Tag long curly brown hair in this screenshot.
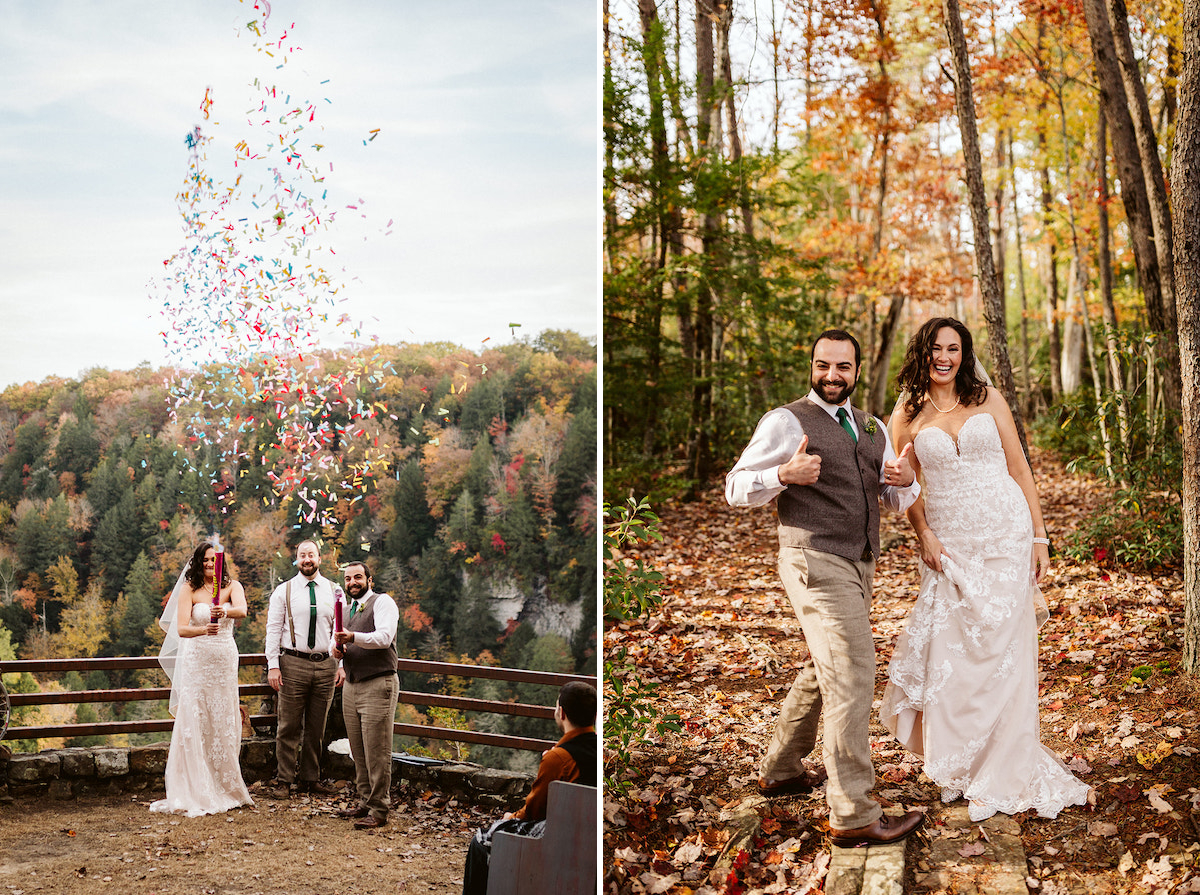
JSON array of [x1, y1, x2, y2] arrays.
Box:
[[184, 542, 233, 592], [897, 317, 989, 421]]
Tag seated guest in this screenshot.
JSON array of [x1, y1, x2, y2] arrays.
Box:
[[462, 681, 597, 895]]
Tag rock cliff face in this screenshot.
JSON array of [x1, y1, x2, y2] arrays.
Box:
[[474, 574, 584, 640]]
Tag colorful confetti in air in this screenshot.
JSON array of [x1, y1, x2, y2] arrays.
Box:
[[151, 0, 392, 528]]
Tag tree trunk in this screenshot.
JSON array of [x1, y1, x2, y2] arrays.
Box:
[[603, 0, 617, 248], [866, 0, 893, 416], [635, 0, 673, 459], [1097, 106, 1131, 474], [1008, 131, 1033, 416], [942, 0, 1027, 453], [1035, 20, 1063, 400], [1051, 83, 1091, 397], [1107, 0, 1180, 410], [1165, 31, 1179, 145], [688, 0, 722, 487], [870, 295, 905, 418], [993, 127, 1007, 323], [720, 5, 772, 410], [1171, 0, 1200, 674], [1081, 0, 1177, 412], [1060, 259, 1086, 394]]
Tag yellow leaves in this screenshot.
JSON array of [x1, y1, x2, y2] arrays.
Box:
[[1135, 741, 1174, 770]]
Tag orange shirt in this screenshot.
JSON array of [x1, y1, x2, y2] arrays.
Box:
[[513, 726, 595, 821]]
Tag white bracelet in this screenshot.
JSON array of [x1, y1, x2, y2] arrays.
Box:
[[1032, 537, 1050, 546]]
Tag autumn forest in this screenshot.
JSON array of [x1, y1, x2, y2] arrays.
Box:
[[0, 331, 596, 772], [603, 0, 1198, 649]]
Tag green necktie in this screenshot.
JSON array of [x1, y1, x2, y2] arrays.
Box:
[[307, 581, 317, 649], [837, 407, 858, 443], [349, 599, 360, 620]]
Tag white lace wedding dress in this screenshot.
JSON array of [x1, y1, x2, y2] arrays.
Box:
[[880, 412, 1090, 819], [150, 602, 253, 817]]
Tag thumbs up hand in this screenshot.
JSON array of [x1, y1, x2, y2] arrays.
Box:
[[883, 442, 916, 487], [779, 434, 822, 486]]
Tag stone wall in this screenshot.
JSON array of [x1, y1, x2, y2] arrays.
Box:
[[0, 739, 533, 811]]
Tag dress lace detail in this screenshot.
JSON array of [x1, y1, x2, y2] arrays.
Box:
[[880, 413, 1089, 819], [150, 602, 253, 817]]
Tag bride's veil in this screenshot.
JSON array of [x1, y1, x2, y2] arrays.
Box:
[[157, 565, 192, 718]]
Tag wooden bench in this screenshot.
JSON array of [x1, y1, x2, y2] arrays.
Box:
[[487, 780, 596, 895]]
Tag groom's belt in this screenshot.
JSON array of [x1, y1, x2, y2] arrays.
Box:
[[281, 647, 331, 662]]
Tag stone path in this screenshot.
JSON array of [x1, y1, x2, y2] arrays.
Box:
[[912, 805, 1031, 895], [825, 805, 1031, 895]]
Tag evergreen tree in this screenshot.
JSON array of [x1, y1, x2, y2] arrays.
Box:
[[111, 552, 161, 658], [553, 409, 596, 526], [14, 495, 73, 578], [92, 489, 143, 596], [0, 417, 49, 502], [446, 490, 479, 554], [459, 376, 504, 443], [85, 457, 125, 519], [495, 491, 544, 581], [414, 541, 462, 635], [384, 462, 436, 563], [451, 574, 501, 658], [463, 435, 494, 506], [52, 416, 100, 479], [27, 466, 59, 500]]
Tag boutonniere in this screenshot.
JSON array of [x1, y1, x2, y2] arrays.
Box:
[[863, 416, 878, 438]]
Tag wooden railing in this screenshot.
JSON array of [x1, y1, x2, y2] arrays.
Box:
[[0, 656, 594, 753]]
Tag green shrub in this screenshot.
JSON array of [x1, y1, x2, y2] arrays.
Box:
[[603, 498, 680, 793]]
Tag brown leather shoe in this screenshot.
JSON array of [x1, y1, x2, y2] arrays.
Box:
[[266, 782, 291, 800], [337, 805, 370, 819], [353, 814, 387, 830], [829, 810, 925, 848], [757, 766, 828, 797]]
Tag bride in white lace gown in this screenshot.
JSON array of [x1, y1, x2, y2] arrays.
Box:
[[880, 318, 1090, 822], [151, 543, 253, 817]]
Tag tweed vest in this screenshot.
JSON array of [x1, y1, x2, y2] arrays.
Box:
[[775, 397, 885, 560], [343, 592, 398, 683]]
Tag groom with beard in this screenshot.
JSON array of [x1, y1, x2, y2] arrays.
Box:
[[332, 561, 399, 830], [726, 330, 925, 847]]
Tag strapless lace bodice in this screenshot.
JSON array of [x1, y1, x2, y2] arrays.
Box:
[[188, 601, 236, 635]]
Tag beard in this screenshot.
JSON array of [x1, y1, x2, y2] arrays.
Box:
[[345, 580, 369, 599], [298, 559, 319, 577], [812, 372, 858, 405]]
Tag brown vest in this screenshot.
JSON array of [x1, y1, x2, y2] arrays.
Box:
[[343, 592, 398, 683], [775, 397, 885, 560]]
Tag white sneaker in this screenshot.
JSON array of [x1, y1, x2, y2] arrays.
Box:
[[968, 802, 996, 822]]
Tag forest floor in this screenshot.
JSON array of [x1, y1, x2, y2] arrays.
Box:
[[0, 779, 496, 894], [603, 447, 1200, 895]]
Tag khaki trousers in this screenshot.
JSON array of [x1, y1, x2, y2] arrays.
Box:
[[276, 653, 337, 784], [342, 673, 400, 820], [760, 546, 881, 830]]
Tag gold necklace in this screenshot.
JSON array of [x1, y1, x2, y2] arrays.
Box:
[[927, 393, 960, 414]]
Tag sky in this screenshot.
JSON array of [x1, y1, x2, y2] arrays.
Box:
[[0, 0, 599, 389]]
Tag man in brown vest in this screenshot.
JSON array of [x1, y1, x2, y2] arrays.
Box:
[[331, 561, 399, 830], [726, 330, 924, 847]]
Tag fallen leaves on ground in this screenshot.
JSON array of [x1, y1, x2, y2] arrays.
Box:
[[604, 448, 1200, 895]]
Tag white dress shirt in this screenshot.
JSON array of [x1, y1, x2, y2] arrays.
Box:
[[331, 590, 399, 657], [265, 572, 338, 668], [725, 389, 920, 512]]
